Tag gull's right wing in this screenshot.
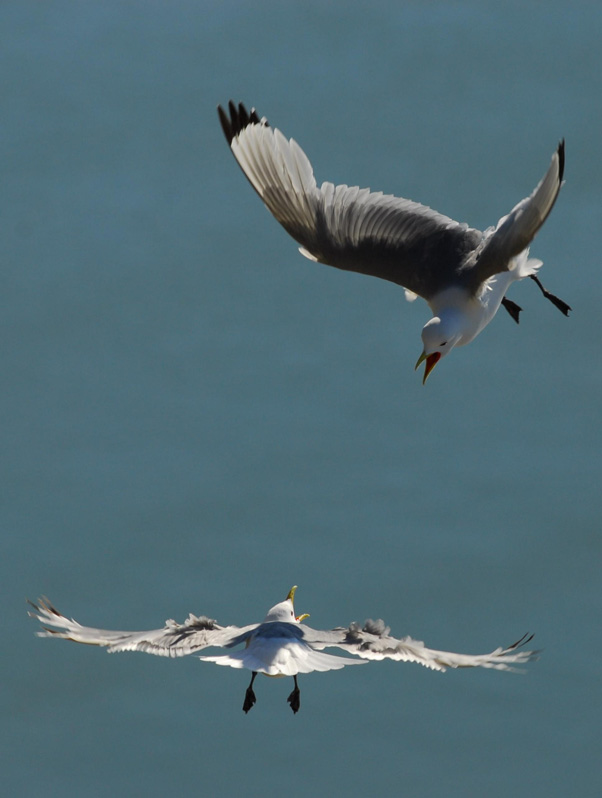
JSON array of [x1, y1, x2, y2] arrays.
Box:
[[218, 101, 482, 300]]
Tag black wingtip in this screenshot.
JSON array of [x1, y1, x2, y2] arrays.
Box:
[[217, 101, 268, 146], [557, 138, 565, 183], [515, 632, 535, 648], [217, 104, 232, 143], [237, 102, 249, 128], [506, 632, 536, 652]]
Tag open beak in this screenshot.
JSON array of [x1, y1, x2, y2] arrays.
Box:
[[286, 587, 308, 622], [415, 351, 441, 384]]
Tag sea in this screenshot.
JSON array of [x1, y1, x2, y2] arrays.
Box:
[[2, 2, 601, 795]]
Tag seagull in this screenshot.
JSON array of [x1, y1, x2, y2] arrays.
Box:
[[29, 587, 537, 714], [218, 101, 570, 382]]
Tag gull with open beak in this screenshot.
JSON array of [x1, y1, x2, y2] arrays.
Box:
[[218, 101, 569, 383], [29, 587, 537, 714]]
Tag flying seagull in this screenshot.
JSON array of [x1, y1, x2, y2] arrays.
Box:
[[218, 101, 570, 382], [29, 587, 537, 714]]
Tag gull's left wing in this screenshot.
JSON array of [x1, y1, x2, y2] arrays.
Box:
[[28, 597, 255, 658], [302, 619, 537, 672]]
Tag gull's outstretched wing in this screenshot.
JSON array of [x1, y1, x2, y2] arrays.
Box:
[[218, 101, 482, 300], [302, 619, 537, 673], [467, 141, 565, 289], [29, 597, 255, 658]]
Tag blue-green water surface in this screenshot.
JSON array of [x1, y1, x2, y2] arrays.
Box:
[[2, 2, 601, 795]]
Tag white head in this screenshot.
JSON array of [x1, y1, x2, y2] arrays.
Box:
[[262, 586, 310, 624], [415, 313, 465, 384]]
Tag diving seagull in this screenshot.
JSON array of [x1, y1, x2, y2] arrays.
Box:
[[218, 101, 570, 382], [29, 587, 537, 714]]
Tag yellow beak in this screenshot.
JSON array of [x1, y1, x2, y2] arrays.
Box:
[[286, 586, 308, 621], [415, 351, 427, 370], [415, 351, 441, 384]]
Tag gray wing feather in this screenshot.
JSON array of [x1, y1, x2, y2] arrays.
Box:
[[219, 102, 482, 299], [467, 140, 565, 287], [29, 597, 254, 658], [301, 620, 537, 673], [30, 597, 537, 673]]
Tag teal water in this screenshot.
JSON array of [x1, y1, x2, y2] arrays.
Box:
[[3, 2, 601, 795]]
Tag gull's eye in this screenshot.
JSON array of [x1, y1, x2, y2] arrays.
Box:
[[440, 341, 447, 346]]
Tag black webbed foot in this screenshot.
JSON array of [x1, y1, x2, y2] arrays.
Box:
[[501, 297, 522, 324], [287, 688, 300, 714], [287, 675, 300, 714], [530, 275, 571, 316], [544, 292, 571, 316], [243, 686, 256, 713], [243, 672, 257, 713]]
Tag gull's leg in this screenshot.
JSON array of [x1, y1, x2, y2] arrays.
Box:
[[530, 275, 571, 316], [287, 675, 300, 714], [243, 672, 257, 713], [501, 297, 522, 324]]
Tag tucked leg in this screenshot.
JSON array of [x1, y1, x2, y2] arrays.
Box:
[[243, 672, 257, 714], [287, 675, 300, 714], [501, 297, 522, 324], [530, 274, 571, 316]]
